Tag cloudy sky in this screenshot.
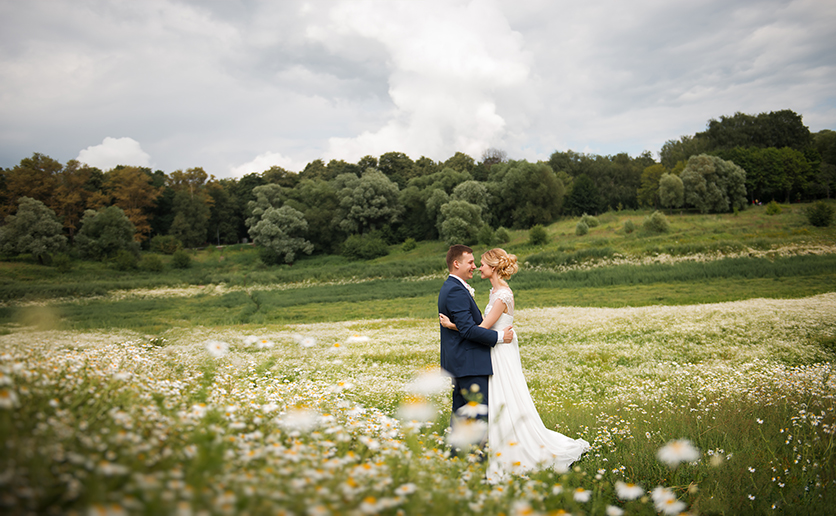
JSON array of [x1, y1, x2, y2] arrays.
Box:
[[1, 0, 834, 178]]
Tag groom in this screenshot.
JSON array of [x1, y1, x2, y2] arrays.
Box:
[[438, 244, 514, 427]]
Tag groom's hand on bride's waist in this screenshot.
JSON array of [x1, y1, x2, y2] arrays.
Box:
[[502, 326, 514, 343]]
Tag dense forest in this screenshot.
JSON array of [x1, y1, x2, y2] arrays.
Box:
[[1, 109, 835, 265]]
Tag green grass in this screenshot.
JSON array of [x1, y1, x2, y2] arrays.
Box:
[[2, 253, 834, 333]]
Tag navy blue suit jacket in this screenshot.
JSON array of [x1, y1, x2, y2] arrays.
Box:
[[438, 276, 498, 377]]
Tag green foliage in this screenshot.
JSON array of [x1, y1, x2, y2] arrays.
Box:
[[171, 250, 192, 269], [75, 206, 138, 260], [642, 210, 670, 234], [637, 163, 667, 207], [477, 225, 496, 246], [401, 238, 417, 252], [451, 180, 491, 225], [494, 227, 511, 244], [488, 160, 564, 228], [566, 173, 601, 215], [248, 205, 313, 265], [140, 254, 164, 272], [113, 249, 139, 271], [53, 253, 72, 273], [623, 220, 636, 234], [680, 154, 747, 213], [341, 234, 389, 260], [438, 200, 483, 245], [580, 213, 599, 228], [150, 235, 182, 254], [335, 169, 403, 234], [765, 200, 782, 215], [0, 197, 66, 264], [701, 109, 812, 151], [575, 220, 589, 236], [806, 201, 834, 227], [529, 224, 549, 245], [658, 173, 684, 210]]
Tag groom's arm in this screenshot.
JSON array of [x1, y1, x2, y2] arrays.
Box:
[[447, 287, 501, 347]]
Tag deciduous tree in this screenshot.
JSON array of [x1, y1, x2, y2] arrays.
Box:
[[0, 197, 66, 264], [680, 154, 747, 213], [75, 206, 138, 260], [105, 166, 162, 241], [248, 205, 313, 264], [334, 169, 402, 235]]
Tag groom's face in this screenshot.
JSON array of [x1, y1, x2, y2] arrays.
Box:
[[452, 252, 477, 280]]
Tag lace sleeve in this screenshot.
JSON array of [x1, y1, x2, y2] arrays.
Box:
[[493, 288, 514, 315]]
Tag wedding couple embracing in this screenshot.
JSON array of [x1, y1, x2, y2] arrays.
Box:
[[438, 244, 590, 481]]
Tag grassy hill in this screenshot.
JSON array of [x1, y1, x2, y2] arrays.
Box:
[[1, 202, 835, 333]]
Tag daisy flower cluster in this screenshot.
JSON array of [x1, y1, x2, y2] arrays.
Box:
[[0, 293, 833, 514]]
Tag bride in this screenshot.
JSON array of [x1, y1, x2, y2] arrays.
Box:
[[439, 248, 589, 481]]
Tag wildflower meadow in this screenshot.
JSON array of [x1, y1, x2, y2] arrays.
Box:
[[1, 292, 834, 515]]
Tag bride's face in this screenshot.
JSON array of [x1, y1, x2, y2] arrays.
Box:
[[478, 260, 494, 279]]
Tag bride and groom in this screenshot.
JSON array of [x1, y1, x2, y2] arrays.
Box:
[[438, 244, 589, 480]]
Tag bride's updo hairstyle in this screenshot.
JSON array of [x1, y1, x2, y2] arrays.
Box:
[[481, 248, 518, 280]]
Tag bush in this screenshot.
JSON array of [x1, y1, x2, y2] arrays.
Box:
[[150, 235, 183, 255], [113, 249, 139, 271], [401, 238, 417, 252], [341, 234, 389, 260], [495, 227, 511, 244], [580, 213, 599, 228], [765, 200, 782, 215], [141, 254, 165, 272], [643, 210, 670, 234], [171, 250, 192, 269], [575, 220, 589, 236], [806, 201, 834, 227], [477, 225, 495, 246], [623, 220, 636, 234], [529, 224, 548, 245], [53, 253, 72, 273]]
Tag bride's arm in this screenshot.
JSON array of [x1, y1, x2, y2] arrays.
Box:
[[439, 298, 506, 331]]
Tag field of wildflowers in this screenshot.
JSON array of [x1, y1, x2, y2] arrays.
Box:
[[1, 292, 834, 515]]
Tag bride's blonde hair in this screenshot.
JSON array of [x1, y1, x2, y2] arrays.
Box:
[[481, 248, 518, 280]]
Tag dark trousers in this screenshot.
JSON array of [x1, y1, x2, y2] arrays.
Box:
[[451, 375, 490, 421]]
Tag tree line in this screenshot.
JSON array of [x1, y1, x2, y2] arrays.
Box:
[[1, 109, 834, 265]]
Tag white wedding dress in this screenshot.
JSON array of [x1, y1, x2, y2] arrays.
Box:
[[485, 287, 590, 482]]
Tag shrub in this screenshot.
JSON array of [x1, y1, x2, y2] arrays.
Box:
[[806, 201, 834, 227], [53, 253, 72, 273], [113, 249, 139, 271], [643, 210, 670, 234], [765, 200, 782, 215], [141, 254, 165, 272], [580, 213, 599, 228], [529, 224, 548, 245], [575, 220, 589, 236], [150, 235, 183, 254], [477, 225, 496, 246], [623, 220, 636, 234], [401, 238, 417, 252], [171, 250, 192, 269], [495, 227, 511, 244], [341, 234, 389, 260]]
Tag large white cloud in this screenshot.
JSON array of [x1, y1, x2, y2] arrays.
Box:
[[309, 0, 532, 162], [77, 137, 152, 171]]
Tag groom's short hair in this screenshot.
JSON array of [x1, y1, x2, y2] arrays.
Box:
[[446, 244, 473, 271]]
